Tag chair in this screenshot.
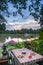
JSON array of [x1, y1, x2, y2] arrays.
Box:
[[8, 51, 15, 65]]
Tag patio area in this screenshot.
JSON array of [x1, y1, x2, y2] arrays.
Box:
[[0, 0, 43, 64], [0, 42, 43, 65]]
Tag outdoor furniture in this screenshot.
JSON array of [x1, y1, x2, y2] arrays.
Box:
[[0, 54, 8, 63], [8, 51, 15, 65], [11, 48, 43, 65]]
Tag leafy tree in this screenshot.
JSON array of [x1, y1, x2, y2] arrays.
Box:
[[40, 5, 43, 26], [0, 23, 6, 32], [10, 0, 27, 17], [29, 0, 43, 26], [0, 0, 9, 23], [0, 0, 43, 26], [0, 0, 27, 18], [39, 28, 43, 39], [0, 0, 8, 11], [0, 14, 7, 24]]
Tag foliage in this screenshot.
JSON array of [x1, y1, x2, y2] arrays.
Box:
[[0, 0, 27, 22], [0, 0, 43, 26], [32, 39, 43, 55], [0, 15, 7, 24], [16, 42, 24, 48], [0, 23, 6, 33], [6, 42, 24, 50], [10, 0, 27, 17], [37, 41, 43, 55], [29, 0, 43, 26], [38, 28, 43, 39], [0, 0, 9, 23], [6, 44, 16, 50], [40, 5, 43, 26], [2, 44, 8, 55], [0, 49, 3, 53], [29, 0, 41, 20], [24, 41, 30, 48], [0, 28, 39, 34], [0, 0, 8, 11]]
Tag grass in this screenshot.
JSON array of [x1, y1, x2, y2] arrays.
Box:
[[5, 42, 24, 50], [0, 49, 3, 53]]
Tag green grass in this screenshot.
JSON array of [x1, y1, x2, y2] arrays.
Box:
[[6, 42, 24, 50], [0, 49, 3, 53]]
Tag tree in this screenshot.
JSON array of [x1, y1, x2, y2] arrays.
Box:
[[0, 0, 8, 11], [29, 0, 43, 26], [10, 0, 27, 17], [0, 14, 7, 24], [0, 0, 43, 26], [0, 23, 6, 32], [0, 0, 10, 23], [0, 0, 27, 18], [29, 0, 43, 40], [0, 0, 28, 23], [40, 5, 43, 26]]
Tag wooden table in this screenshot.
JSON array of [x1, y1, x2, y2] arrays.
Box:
[[0, 54, 8, 63], [11, 48, 43, 65]]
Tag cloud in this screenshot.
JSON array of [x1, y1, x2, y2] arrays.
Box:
[[6, 19, 40, 30]]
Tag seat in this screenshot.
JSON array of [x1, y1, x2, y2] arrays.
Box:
[[8, 51, 15, 65]]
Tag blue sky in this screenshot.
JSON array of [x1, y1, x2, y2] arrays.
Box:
[[3, 0, 43, 23], [3, 0, 33, 23], [2, 0, 43, 30]]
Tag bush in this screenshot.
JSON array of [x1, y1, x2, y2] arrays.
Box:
[[39, 30, 43, 40], [16, 42, 24, 48], [24, 41, 31, 49], [37, 41, 43, 55]]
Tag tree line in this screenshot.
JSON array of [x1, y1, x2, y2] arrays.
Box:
[[0, 23, 39, 34]]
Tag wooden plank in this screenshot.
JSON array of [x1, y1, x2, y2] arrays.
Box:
[[11, 48, 43, 65], [0, 59, 8, 63]]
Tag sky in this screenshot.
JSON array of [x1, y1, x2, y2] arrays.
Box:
[[4, 1, 31, 23], [2, 0, 43, 30], [6, 19, 40, 30]]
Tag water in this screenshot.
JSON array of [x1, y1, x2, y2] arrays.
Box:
[[0, 34, 39, 43]]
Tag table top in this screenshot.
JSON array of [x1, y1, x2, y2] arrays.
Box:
[[11, 48, 43, 64]]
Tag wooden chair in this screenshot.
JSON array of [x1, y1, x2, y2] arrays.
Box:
[[8, 51, 15, 65]]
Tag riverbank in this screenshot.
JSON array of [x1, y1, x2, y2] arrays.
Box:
[[0, 33, 39, 42]]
